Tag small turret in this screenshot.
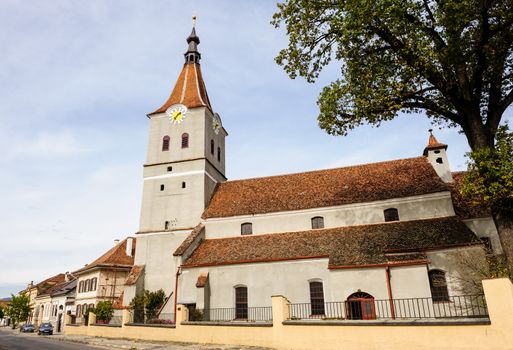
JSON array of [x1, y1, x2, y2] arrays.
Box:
[[184, 16, 201, 64], [423, 129, 452, 182]]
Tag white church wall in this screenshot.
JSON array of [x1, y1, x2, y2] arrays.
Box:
[[178, 259, 434, 308], [204, 192, 455, 238], [463, 217, 502, 254]]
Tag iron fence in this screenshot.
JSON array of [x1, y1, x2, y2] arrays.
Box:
[[192, 307, 273, 322], [288, 295, 488, 321], [132, 310, 175, 325]]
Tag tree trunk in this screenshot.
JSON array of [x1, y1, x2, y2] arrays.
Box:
[[465, 117, 495, 150], [492, 208, 513, 275]]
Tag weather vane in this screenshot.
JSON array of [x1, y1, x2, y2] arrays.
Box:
[[192, 16, 197, 28]]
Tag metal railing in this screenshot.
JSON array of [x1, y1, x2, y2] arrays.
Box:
[[193, 307, 273, 322], [288, 295, 488, 321], [132, 310, 175, 325]]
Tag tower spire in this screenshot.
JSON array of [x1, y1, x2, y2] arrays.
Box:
[[185, 16, 201, 64]]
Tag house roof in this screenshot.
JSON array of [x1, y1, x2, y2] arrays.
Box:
[[50, 279, 77, 297], [448, 172, 491, 219], [125, 265, 144, 286], [174, 223, 204, 256], [202, 157, 448, 219], [73, 238, 136, 275], [182, 217, 479, 269], [33, 274, 67, 298]]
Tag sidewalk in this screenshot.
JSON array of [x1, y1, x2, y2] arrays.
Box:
[[1, 326, 272, 350]]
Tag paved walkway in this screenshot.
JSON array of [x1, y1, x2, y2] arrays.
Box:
[[0, 326, 272, 350]]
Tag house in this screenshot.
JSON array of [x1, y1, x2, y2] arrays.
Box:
[[49, 277, 77, 332], [73, 237, 135, 322], [123, 23, 500, 320]]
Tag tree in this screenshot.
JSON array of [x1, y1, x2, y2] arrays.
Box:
[[5, 294, 32, 329], [130, 289, 166, 322], [462, 124, 513, 268], [0, 306, 4, 320], [272, 0, 513, 267]]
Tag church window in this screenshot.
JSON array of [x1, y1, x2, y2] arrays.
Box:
[[309, 281, 325, 316], [311, 216, 324, 229], [91, 278, 97, 291], [384, 208, 399, 222], [211, 140, 214, 155], [182, 133, 189, 148], [235, 286, 248, 319], [160, 184, 165, 191], [167, 166, 173, 172], [182, 181, 186, 188], [241, 223, 253, 235], [429, 270, 449, 302], [436, 157, 443, 164], [217, 147, 221, 161], [162, 136, 170, 151], [165, 221, 170, 230]]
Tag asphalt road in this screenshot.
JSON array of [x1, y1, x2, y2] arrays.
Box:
[[0, 328, 109, 350]]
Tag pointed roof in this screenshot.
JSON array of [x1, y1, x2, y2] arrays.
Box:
[[148, 21, 212, 116], [423, 129, 448, 155], [73, 237, 136, 275]]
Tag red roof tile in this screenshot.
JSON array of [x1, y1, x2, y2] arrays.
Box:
[[448, 172, 491, 219], [148, 62, 212, 115], [74, 238, 136, 275], [203, 157, 447, 219], [173, 224, 204, 256], [423, 133, 448, 155], [183, 217, 479, 268], [125, 265, 144, 286]]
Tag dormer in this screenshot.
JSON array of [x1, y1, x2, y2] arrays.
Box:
[[423, 129, 452, 183]]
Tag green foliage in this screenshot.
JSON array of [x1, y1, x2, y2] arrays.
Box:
[[130, 289, 166, 319], [0, 306, 4, 319], [5, 294, 32, 327], [188, 307, 204, 321], [272, 0, 513, 149], [462, 124, 513, 213], [93, 300, 114, 321]]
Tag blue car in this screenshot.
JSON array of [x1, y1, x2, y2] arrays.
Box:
[[20, 323, 35, 333], [38, 322, 53, 335]]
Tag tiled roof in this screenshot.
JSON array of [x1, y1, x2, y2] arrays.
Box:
[[203, 157, 448, 219], [182, 217, 479, 268], [50, 279, 77, 297], [125, 265, 144, 286], [74, 238, 136, 275], [173, 224, 204, 256], [34, 274, 67, 297], [448, 172, 491, 219], [196, 272, 208, 288], [148, 62, 212, 115]]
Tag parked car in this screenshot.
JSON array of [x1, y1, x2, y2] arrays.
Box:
[[19, 323, 35, 333], [37, 322, 53, 335]]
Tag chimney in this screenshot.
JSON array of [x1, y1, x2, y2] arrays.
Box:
[[126, 237, 134, 257], [114, 239, 120, 245], [65, 272, 70, 282]]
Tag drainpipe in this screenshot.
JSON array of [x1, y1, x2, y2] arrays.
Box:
[[173, 266, 181, 324], [385, 266, 396, 320]]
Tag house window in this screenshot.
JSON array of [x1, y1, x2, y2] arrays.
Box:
[[162, 136, 170, 151], [78, 281, 84, 293], [311, 216, 324, 229], [346, 292, 375, 320], [217, 147, 221, 161], [235, 286, 248, 319], [91, 277, 97, 291], [182, 133, 189, 148], [309, 281, 325, 316], [429, 270, 450, 302], [241, 223, 253, 235], [384, 208, 399, 222], [85, 279, 90, 292], [211, 139, 214, 155], [160, 184, 165, 191], [76, 304, 81, 316]]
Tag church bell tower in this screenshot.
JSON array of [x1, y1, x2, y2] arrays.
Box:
[[132, 19, 227, 300]]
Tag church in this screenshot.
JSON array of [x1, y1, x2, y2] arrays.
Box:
[[122, 23, 501, 321]]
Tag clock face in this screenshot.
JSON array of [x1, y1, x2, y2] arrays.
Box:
[[166, 104, 188, 124], [212, 113, 222, 134]]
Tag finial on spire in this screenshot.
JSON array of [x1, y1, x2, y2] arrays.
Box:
[[428, 128, 433, 135], [192, 16, 197, 28]]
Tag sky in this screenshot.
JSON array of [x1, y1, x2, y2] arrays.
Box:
[[0, 0, 511, 298]]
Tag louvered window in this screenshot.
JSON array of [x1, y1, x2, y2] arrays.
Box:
[[162, 136, 170, 151], [384, 208, 399, 222], [241, 223, 252, 235], [311, 216, 324, 229], [182, 133, 189, 148]]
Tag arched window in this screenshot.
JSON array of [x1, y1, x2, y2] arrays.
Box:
[[76, 304, 81, 316], [91, 278, 97, 291], [384, 208, 399, 222], [217, 147, 221, 161], [78, 281, 84, 293], [235, 286, 248, 319], [85, 279, 91, 292], [83, 303, 89, 315], [311, 216, 324, 229], [429, 270, 449, 301], [241, 223, 253, 235], [210, 139, 214, 155], [181, 133, 189, 148], [309, 281, 325, 316], [162, 136, 170, 151], [346, 292, 375, 320]]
